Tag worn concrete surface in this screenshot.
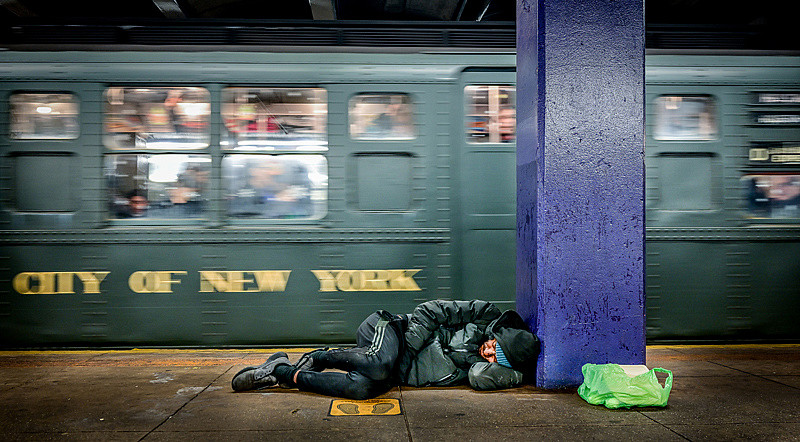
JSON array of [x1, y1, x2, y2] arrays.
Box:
[[0, 345, 798, 441]]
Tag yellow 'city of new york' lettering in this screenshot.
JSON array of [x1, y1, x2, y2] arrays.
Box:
[[311, 269, 421, 292], [199, 271, 291, 293], [12, 269, 421, 294], [12, 272, 110, 295]]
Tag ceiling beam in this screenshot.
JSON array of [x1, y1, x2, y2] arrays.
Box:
[[153, 0, 187, 18], [476, 0, 491, 21], [309, 0, 336, 20], [0, 0, 36, 17]]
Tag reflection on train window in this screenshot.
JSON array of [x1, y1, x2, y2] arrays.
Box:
[[349, 94, 414, 140], [465, 85, 515, 143], [222, 88, 327, 151], [744, 174, 800, 219], [104, 87, 210, 149], [223, 154, 327, 220], [654, 95, 717, 141], [10, 93, 79, 139], [105, 154, 211, 219]]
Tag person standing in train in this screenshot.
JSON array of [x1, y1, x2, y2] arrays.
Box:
[[231, 299, 540, 399]]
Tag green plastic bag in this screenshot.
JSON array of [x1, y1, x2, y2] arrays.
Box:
[[578, 363, 673, 409]]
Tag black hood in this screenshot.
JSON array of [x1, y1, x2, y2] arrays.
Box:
[[488, 311, 540, 376]]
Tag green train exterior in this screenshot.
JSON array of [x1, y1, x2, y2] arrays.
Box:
[[645, 55, 800, 342], [0, 51, 518, 347], [0, 50, 798, 347]]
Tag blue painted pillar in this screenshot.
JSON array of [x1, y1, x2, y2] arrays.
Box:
[[516, 0, 646, 388]]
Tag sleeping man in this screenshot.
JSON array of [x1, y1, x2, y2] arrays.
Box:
[[231, 299, 540, 399]]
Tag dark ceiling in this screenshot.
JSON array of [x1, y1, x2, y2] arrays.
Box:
[[0, 0, 796, 50], [1, 0, 515, 22], [0, 0, 793, 24]]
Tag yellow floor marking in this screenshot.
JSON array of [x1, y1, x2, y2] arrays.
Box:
[[1, 344, 797, 357], [0, 348, 321, 356], [648, 344, 800, 350], [329, 399, 401, 416]]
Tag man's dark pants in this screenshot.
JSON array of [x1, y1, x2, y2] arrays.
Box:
[[294, 311, 402, 400]]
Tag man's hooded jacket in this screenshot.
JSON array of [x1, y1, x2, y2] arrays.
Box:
[[393, 299, 540, 390]]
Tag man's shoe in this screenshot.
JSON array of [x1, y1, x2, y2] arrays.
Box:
[[231, 352, 291, 391], [295, 347, 329, 372]]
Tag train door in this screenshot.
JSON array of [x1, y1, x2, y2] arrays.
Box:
[[644, 83, 731, 339], [457, 71, 516, 309], [320, 82, 454, 322]]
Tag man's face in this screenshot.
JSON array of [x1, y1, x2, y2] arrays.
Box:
[[479, 338, 498, 363], [767, 176, 800, 201], [129, 195, 147, 216]]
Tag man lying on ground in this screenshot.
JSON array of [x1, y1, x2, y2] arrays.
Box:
[[231, 299, 540, 399]]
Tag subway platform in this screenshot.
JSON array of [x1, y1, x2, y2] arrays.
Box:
[[1, 345, 799, 441]]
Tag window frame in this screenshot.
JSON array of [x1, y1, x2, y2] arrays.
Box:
[[220, 85, 330, 225], [742, 172, 800, 221], [348, 93, 416, 141], [103, 85, 213, 226], [10, 92, 80, 140], [103, 86, 212, 151], [221, 86, 328, 152], [221, 153, 328, 222], [464, 84, 516, 145], [653, 94, 719, 142]]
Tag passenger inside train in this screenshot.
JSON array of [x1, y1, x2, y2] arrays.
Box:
[[231, 300, 540, 400], [169, 165, 209, 216], [107, 155, 211, 220], [226, 156, 315, 219], [498, 107, 516, 142], [747, 174, 800, 218], [113, 189, 149, 218]]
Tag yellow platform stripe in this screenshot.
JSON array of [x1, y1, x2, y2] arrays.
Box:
[[329, 399, 401, 416], [0, 348, 322, 356], [1, 343, 798, 357], [648, 343, 800, 350]]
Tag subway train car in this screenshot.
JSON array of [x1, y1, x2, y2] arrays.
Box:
[[644, 55, 800, 341], [0, 42, 798, 347]]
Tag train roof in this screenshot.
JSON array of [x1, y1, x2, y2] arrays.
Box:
[[0, 51, 798, 86]]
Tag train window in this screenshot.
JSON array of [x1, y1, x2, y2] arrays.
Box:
[[222, 88, 327, 151], [105, 154, 211, 219], [465, 85, 515, 143], [104, 87, 210, 150], [222, 154, 327, 220], [654, 95, 717, 141], [349, 94, 415, 140], [743, 174, 800, 219], [10, 93, 79, 140]]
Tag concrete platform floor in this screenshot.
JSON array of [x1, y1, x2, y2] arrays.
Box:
[[1, 345, 799, 441]]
